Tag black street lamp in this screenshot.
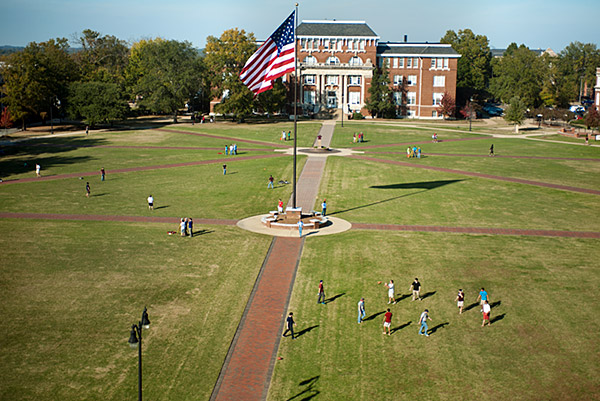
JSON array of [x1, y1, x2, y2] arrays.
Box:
[[128, 307, 150, 401]]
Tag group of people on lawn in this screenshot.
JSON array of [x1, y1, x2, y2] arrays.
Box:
[[281, 130, 291, 141], [407, 146, 422, 158], [353, 132, 365, 143], [284, 279, 493, 339], [224, 144, 238, 155]]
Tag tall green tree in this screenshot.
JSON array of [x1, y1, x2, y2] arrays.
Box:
[[126, 38, 202, 122], [0, 38, 77, 129], [365, 62, 395, 118], [255, 78, 287, 115], [490, 43, 545, 108], [204, 28, 257, 121], [441, 29, 492, 106], [67, 81, 129, 126], [555, 42, 600, 104], [73, 29, 129, 83], [503, 96, 527, 133]]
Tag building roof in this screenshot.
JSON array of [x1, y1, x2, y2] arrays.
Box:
[[377, 42, 460, 57], [297, 20, 378, 38], [491, 47, 556, 58]]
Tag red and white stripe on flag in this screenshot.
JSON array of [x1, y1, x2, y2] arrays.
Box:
[[240, 11, 295, 95]]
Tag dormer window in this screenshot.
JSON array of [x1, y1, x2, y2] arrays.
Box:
[[304, 56, 317, 65], [326, 56, 340, 65], [349, 56, 363, 66]]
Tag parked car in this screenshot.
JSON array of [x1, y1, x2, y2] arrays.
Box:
[[483, 104, 504, 116], [569, 105, 585, 114]]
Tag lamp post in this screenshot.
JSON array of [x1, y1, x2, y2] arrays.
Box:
[[128, 307, 150, 401]]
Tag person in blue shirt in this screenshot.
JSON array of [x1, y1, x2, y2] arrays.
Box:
[[321, 199, 327, 216], [477, 287, 489, 311]]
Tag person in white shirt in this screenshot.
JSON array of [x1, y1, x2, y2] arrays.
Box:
[[386, 280, 395, 304], [147, 195, 154, 210], [482, 300, 491, 327]]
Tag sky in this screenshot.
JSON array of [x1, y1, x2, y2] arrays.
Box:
[[1, 0, 599, 52]]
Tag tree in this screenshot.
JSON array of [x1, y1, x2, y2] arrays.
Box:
[[67, 81, 129, 126], [365, 62, 395, 118], [585, 107, 600, 132], [490, 43, 545, 108], [0, 107, 13, 134], [1, 38, 77, 129], [126, 38, 202, 122], [255, 78, 287, 115], [555, 42, 600, 103], [437, 92, 456, 119], [204, 29, 257, 121], [503, 96, 527, 133], [73, 29, 129, 83], [440, 29, 492, 106], [460, 100, 475, 131]]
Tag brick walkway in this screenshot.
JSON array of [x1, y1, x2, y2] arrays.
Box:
[[210, 237, 303, 401], [351, 222, 600, 239], [156, 128, 288, 148], [364, 151, 600, 162], [356, 137, 484, 149], [0, 154, 284, 185], [350, 155, 600, 196]]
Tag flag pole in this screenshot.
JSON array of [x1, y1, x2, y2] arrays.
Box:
[[292, 3, 298, 209]]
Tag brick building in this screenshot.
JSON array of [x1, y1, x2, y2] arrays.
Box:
[[296, 20, 460, 118], [595, 67, 600, 111]]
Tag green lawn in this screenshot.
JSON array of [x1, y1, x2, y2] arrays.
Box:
[[0, 220, 271, 401], [267, 231, 600, 401]]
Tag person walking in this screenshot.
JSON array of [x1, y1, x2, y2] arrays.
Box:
[[407, 147, 411, 158], [282, 312, 296, 339], [281, 130, 286, 141], [418, 309, 432, 336], [229, 144, 234, 156], [410, 278, 422, 301], [85, 125, 89, 136], [268, 175, 274, 189], [489, 144, 494, 157], [358, 298, 365, 324], [321, 199, 327, 216], [225, 145, 229, 155], [234, 144, 238, 155], [278, 199, 284, 214], [382, 308, 392, 335], [222, 164, 227, 175], [287, 131, 291, 141], [35, 163, 41, 177], [85, 182, 91, 198], [482, 300, 491, 327], [317, 280, 326, 304], [188, 218, 194, 237], [477, 287, 490, 311], [147, 195, 154, 210], [417, 147, 421, 159], [455, 289, 465, 314], [100, 167, 105, 181], [386, 280, 396, 304], [298, 220, 304, 237]]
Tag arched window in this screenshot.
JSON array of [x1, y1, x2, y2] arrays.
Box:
[[349, 56, 363, 66], [303, 56, 317, 65], [326, 56, 340, 65]]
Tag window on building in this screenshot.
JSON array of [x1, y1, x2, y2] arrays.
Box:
[[385, 58, 390, 67], [432, 110, 438, 117], [413, 58, 419, 68], [337, 40, 343, 50], [301, 39, 307, 49], [444, 58, 449, 68], [349, 56, 363, 66], [431, 58, 436, 68], [349, 91, 360, 105], [393, 91, 402, 105], [324, 39, 330, 49], [326, 75, 339, 86], [433, 92, 444, 106], [304, 90, 316, 105], [407, 75, 417, 86], [437, 58, 443, 69], [407, 58, 412, 68], [307, 39, 313, 50], [398, 58, 404, 68], [393, 75, 402, 86], [433, 76, 445, 87], [360, 40, 365, 50], [303, 56, 317, 65], [407, 92, 416, 105], [326, 56, 340, 65], [348, 40, 353, 50], [348, 75, 361, 85], [304, 75, 316, 85], [393, 58, 398, 68]]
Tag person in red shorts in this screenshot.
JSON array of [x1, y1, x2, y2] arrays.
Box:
[[482, 300, 491, 327], [382, 308, 392, 336]]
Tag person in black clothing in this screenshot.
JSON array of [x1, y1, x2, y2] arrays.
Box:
[[410, 278, 421, 301], [282, 312, 296, 339], [489, 144, 494, 156]]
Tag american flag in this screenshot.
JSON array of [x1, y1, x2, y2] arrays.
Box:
[[240, 11, 295, 95]]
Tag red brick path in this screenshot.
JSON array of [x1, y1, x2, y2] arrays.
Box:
[[210, 237, 303, 401], [156, 128, 289, 148], [355, 137, 484, 149], [364, 151, 600, 162], [350, 155, 600, 196], [0, 153, 283, 185], [351, 223, 600, 239]]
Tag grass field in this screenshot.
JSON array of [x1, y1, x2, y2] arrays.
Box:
[[1, 119, 599, 401]]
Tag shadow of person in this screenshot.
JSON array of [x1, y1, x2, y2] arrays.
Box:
[[286, 375, 320, 401], [363, 311, 385, 321], [489, 300, 502, 308], [428, 322, 449, 334], [390, 321, 412, 334], [324, 293, 345, 304], [420, 291, 436, 300], [463, 302, 480, 312], [154, 205, 169, 210], [395, 294, 410, 303], [295, 325, 319, 338], [490, 313, 506, 324], [191, 229, 214, 236]]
